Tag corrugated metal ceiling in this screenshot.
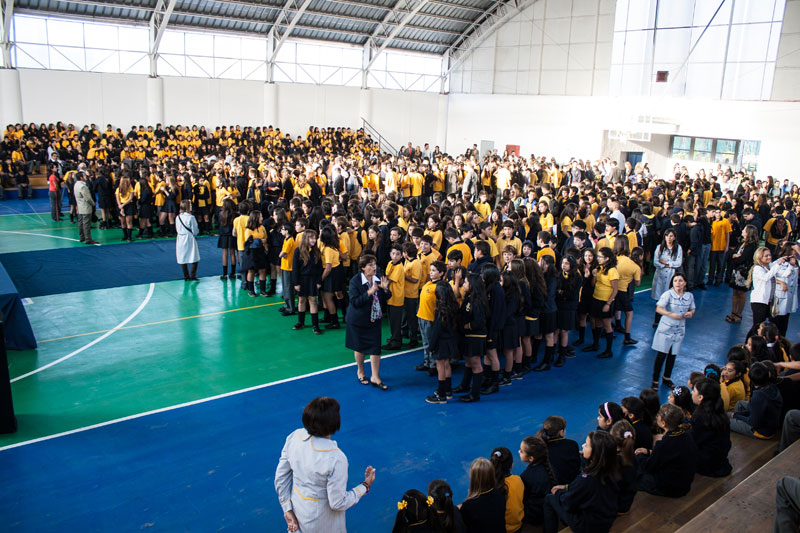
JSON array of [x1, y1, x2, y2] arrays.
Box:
[[12, 0, 506, 55]]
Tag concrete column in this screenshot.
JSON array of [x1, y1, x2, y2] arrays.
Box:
[[0, 68, 23, 126], [146, 76, 164, 125]]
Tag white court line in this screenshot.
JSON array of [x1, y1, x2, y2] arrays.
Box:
[[0, 283, 654, 450], [10, 283, 156, 384], [0, 346, 418, 452], [24, 200, 48, 226], [0, 230, 101, 246]]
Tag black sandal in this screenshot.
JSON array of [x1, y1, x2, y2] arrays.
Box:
[[357, 375, 370, 385], [370, 380, 388, 391]]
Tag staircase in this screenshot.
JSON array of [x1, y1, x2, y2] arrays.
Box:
[[361, 118, 398, 156]]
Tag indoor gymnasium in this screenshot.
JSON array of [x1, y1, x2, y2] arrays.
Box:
[[1, 0, 800, 531]]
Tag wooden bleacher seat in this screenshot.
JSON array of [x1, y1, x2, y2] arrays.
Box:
[[521, 433, 777, 533], [677, 437, 800, 532], [613, 433, 776, 532]]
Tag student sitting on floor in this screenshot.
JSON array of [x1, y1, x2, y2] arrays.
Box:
[[621, 396, 653, 451], [490, 446, 524, 533], [542, 430, 621, 533], [721, 360, 747, 412], [669, 386, 695, 421], [536, 416, 581, 485], [610, 420, 638, 515], [459, 458, 506, 533], [392, 489, 437, 533], [730, 361, 784, 439], [690, 378, 732, 477], [596, 402, 624, 432], [518, 436, 555, 527], [427, 479, 466, 533], [635, 403, 697, 498]]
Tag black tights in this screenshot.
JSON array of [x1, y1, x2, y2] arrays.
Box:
[[652, 349, 675, 382], [181, 262, 198, 280]]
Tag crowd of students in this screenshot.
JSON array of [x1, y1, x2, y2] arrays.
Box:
[[7, 122, 800, 530], [390, 324, 800, 533]]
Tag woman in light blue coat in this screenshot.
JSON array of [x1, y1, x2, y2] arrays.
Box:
[[651, 273, 695, 390], [651, 228, 683, 327], [275, 397, 375, 532]]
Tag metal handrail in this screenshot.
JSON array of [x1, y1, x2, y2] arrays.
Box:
[[361, 117, 398, 156]]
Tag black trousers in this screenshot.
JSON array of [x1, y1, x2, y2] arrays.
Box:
[[653, 349, 676, 381], [747, 302, 770, 339], [388, 305, 403, 344]]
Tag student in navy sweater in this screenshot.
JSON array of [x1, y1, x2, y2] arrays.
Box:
[[518, 436, 555, 526], [730, 361, 784, 438], [691, 379, 732, 477], [481, 263, 506, 395], [635, 403, 697, 497], [610, 420, 638, 514], [459, 458, 506, 533], [621, 396, 654, 451], [542, 430, 621, 533], [536, 416, 581, 485]]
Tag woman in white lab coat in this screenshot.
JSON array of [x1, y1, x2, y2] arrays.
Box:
[[651, 228, 683, 328], [176, 199, 200, 281], [275, 397, 376, 532]]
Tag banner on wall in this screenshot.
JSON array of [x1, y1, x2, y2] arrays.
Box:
[[505, 144, 520, 157]]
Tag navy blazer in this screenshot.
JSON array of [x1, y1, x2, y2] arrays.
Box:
[[345, 274, 391, 327]]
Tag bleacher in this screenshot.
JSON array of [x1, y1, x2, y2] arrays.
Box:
[[3, 165, 49, 200], [520, 433, 785, 533]]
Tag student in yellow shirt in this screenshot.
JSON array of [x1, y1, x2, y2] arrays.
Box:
[[425, 214, 443, 250], [319, 225, 343, 330], [278, 223, 297, 316], [536, 232, 556, 262], [613, 238, 642, 346], [402, 242, 422, 348], [416, 260, 445, 374], [242, 210, 269, 297], [383, 244, 406, 350], [584, 247, 619, 359], [496, 221, 522, 267], [708, 206, 732, 286], [232, 201, 252, 289]]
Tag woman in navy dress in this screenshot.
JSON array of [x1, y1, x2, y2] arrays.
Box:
[[346, 254, 391, 390]]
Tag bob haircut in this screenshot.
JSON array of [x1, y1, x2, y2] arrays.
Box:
[[302, 396, 341, 437]]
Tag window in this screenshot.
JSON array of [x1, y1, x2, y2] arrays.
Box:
[[611, 0, 784, 100], [9, 13, 442, 92], [671, 136, 692, 159], [740, 140, 760, 171], [714, 139, 738, 164], [693, 138, 713, 162], [12, 14, 149, 74], [670, 135, 752, 167]]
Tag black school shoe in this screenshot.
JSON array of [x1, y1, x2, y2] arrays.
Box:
[[425, 392, 447, 404], [459, 394, 480, 403]]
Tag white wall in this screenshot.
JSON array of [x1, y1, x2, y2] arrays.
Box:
[[9, 69, 447, 154], [450, 0, 615, 96], [446, 93, 800, 181]]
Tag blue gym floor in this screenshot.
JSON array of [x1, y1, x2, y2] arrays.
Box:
[[2, 285, 793, 531]]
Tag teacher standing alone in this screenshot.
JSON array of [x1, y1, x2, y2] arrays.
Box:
[[346, 254, 391, 390], [176, 200, 200, 281], [275, 397, 375, 532]]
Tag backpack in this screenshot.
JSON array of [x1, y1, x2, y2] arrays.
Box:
[[770, 217, 788, 240]]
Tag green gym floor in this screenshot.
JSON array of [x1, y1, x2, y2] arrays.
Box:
[[0, 204, 395, 447]]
